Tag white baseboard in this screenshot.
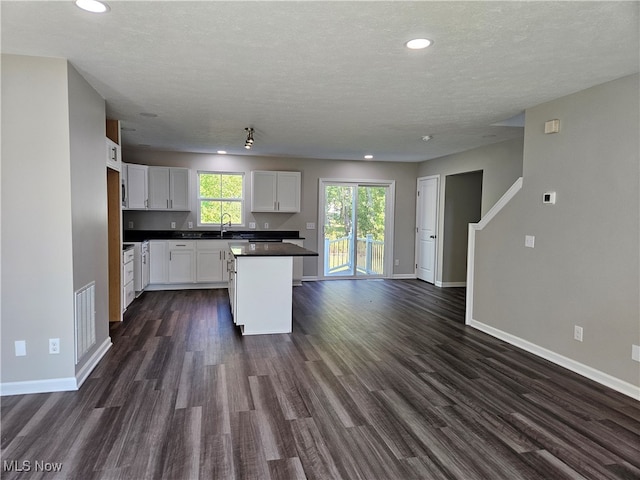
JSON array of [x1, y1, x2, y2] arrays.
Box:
[[392, 274, 417, 280], [0, 337, 112, 397], [1, 376, 78, 397], [469, 319, 640, 401], [75, 337, 112, 388], [435, 281, 466, 287]]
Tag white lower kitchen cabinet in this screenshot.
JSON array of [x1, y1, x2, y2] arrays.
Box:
[[231, 254, 293, 335], [284, 239, 304, 285], [195, 240, 230, 283], [122, 247, 135, 311], [149, 240, 168, 284], [168, 241, 195, 283], [148, 239, 235, 289]]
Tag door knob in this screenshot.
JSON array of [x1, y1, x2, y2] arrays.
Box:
[[430, 235, 436, 239]]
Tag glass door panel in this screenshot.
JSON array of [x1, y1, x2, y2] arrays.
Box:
[[356, 186, 386, 276], [323, 184, 355, 277], [322, 183, 388, 278]]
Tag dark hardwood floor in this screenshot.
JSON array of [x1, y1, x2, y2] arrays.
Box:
[[2, 280, 639, 479]]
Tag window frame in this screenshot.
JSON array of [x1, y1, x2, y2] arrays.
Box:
[[196, 171, 245, 227]]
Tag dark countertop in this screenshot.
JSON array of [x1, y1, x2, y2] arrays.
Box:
[[229, 242, 318, 257], [123, 230, 303, 242]]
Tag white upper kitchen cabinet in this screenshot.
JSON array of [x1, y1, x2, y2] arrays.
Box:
[[251, 170, 301, 212], [106, 138, 121, 171], [123, 163, 148, 209], [148, 166, 190, 210]]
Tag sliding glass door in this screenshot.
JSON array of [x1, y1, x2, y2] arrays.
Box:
[[321, 180, 393, 278]]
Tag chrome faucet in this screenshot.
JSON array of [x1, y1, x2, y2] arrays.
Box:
[[220, 212, 232, 235]]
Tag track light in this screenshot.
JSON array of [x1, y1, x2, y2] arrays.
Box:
[[244, 127, 254, 149]]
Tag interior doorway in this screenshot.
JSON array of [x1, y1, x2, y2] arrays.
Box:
[[319, 180, 394, 279]]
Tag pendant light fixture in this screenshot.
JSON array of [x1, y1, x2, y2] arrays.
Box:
[[244, 127, 254, 150]]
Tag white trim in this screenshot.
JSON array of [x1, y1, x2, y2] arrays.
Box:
[[1, 377, 77, 397], [0, 337, 113, 396], [435, 281, 466, 288], [466, 177, 523, 325], [75, 337, 112, 388], [469, 319, 640, 401], [392, 273, 417, 280], [301, 275, 319, 282]]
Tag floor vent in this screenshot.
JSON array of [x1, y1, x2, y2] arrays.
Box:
[[74, 282, 96, 364]]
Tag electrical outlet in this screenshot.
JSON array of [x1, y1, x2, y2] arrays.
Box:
[[394, 259, 399, 266], [128, 221, 134, 229], [188, 222, 193, 229], [574, 325, 583, 342], [249, 222, 256, 229], [15, 340, 26, 357], [264, 223, 269, 229], [525, 235, 535, 248], [49, 338, 60, 354], [171, 222, 176, 229], [632, 344, 640, 362]]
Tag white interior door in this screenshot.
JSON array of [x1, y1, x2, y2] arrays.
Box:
[[416, 176, 439, 283]]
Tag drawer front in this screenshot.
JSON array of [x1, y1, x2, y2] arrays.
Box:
[[123, 248, 134, 263], [123, 262, 134, 284], [124, 281, 135, 307], [167, 241, 195, 250]]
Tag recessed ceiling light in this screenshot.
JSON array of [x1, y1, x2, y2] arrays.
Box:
[[364, 155, 373, 159], [75, 0, 110, 13], [217, 150, 227, 155], [139, 112, 158, 118], [422, 135, 433, 142], [121, 127, 136, 132], [405, 38, 432, 50]]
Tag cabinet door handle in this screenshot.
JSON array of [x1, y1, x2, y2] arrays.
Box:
[[170, 252, 172, 261], [170, 199, 173, 209], [167, 199, 169, 208]]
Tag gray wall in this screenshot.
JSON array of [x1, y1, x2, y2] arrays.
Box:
[[1, 55, 108, 386], [417, 137, 524, 284], [473, 74, 640, 386], [68, 63, 110, 376], [122, 151, 419, 277], [442, 171, 483, 284], [1, 55, 76, 383]]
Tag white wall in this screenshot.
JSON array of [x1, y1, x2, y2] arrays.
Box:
[[122, 151, 419, 277], [473, 74, 640, 390], [1, 55, 76, 384]]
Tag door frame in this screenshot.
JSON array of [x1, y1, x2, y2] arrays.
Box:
[[415, 175, 440, 284], [318, 178, 395, 280]]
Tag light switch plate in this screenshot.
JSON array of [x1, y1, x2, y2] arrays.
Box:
[[306, 222, 316, 230], [15, 340, 26, 356], [249, 222, 256, 229]]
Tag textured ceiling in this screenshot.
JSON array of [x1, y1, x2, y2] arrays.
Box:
[[2, 1, 638, 162]]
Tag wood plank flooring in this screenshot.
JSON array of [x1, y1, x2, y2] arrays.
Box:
[[2, 280, 639, 479]]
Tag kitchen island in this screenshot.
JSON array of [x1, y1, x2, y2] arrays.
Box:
[[228, 242, 318, 335]]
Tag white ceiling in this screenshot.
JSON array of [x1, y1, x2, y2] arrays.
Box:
[[2, 1, 638, 162]]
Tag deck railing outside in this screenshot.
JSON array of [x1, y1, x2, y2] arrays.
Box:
[[324, 234, 384, 275]]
